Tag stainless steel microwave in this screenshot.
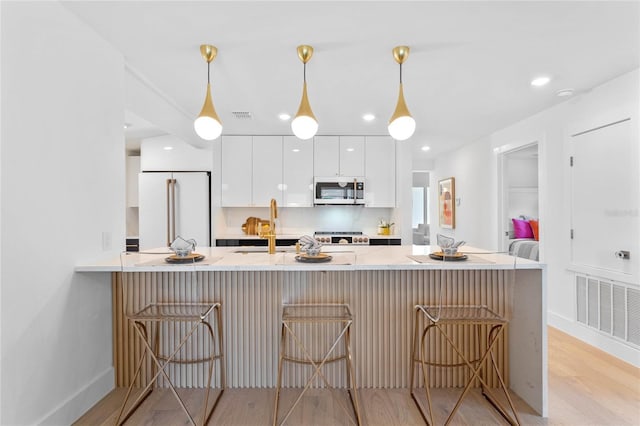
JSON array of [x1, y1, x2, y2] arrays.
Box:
[[314, 177, 365, 205]]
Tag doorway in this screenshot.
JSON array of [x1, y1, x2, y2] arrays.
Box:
[[412, 172, 430, 245], [498, 143, 539, 252]]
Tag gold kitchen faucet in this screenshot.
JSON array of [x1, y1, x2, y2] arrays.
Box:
[[260, 198, 278, 254]]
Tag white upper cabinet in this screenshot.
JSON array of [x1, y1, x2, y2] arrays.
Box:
[[365, 136, 396, 207], [339, 136, 365, 177], [221, 134, 395, 208], [252, 136, 283, 206], [313, 135, 365, 177], [283, 136, 314, 207], [313, 136, 340, 176], [221, 135, 252, 206]]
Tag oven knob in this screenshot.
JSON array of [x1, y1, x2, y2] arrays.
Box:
[[363, 237, 368, 243], [355, 237, 361, 243], [339, 238, 349, 244]]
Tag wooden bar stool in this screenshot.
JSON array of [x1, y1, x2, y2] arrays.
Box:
[[116, 257, 225, 426], [410, 304, 521, 425], [273, 303, 362, 426]]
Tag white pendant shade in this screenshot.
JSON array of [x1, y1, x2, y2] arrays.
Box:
[[291, 115, 318, 140], [388, 115, 416, 141], [194, 116, 223, 140]]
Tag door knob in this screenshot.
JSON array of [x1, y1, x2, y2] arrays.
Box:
[[614, 250, 630, 260]]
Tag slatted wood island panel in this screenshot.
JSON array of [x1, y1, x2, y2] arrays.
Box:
[[78, 245, 546, 416]]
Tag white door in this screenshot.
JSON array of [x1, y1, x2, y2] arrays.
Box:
[[283, 136, 313, 207], [571, 118, 639, 278]]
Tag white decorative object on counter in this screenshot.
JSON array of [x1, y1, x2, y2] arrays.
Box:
[[298, 235, 322, 256]]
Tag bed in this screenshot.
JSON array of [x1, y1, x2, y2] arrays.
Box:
[[508, 238, 539, 261]]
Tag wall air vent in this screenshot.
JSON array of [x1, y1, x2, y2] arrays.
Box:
[[232, 111, 253, 120], [575, 273, 639, 348]]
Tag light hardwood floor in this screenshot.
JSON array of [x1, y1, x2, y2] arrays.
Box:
[[74, 327, 640, 425]]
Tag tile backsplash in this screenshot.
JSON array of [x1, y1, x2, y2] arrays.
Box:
[[218, 206, 394, 236]]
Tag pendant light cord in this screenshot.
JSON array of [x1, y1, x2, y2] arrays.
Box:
[[207, 61, 211, 84], [303, 62, 307, 83], [399, 62, 403, 84]]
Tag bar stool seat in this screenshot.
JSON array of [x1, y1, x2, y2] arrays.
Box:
[[410, 304, 521, 426], [116, 300, 225, 426], [273, 303, 362, 426]]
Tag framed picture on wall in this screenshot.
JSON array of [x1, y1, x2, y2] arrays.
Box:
[[438, 177, 455, 229]]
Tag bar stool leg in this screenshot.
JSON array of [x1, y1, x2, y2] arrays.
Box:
[[116, 322, 152, 426], [344, 325, 362, 426], [481, 325, 522, 426], [273, 322, 286, 426], [420, 325, 436, 426]]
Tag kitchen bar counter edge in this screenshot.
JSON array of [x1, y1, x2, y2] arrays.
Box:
[[76, 245, 544, 273]]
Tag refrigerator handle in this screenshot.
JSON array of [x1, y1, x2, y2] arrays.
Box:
[[166, 178, 172, 247], [171, 179, 177, 244]]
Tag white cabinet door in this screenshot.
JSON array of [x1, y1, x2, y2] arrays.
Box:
[[365, 136, 396, 207], [252, 136, 283, 206], [283, 136, 314, 207], [314, 136, 339, 177], [339, 136, 365, 177], [221, 135, 252, 207]]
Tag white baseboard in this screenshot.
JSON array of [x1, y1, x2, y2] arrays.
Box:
[[37, 366, 114, 425], [548, 311, 640, 368]]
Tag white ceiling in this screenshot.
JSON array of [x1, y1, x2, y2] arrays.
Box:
[[62, 1, 639, 159]]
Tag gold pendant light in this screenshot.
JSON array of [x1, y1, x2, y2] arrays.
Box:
[[388, 46, 416, 141], [194, 44, 223, 140], [291, 45, 318, 140]]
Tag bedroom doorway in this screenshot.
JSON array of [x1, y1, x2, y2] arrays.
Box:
[[498, 143, 539, 253]]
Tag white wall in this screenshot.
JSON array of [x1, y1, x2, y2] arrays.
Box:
[[430, 136, 498, 249], [432, 69, 639, 364], [1, 2, 125, 424]]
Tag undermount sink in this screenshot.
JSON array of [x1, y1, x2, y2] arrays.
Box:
[[233, 246, 296, 254]]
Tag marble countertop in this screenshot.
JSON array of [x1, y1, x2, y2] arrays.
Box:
[[76, 245, 543, 272]]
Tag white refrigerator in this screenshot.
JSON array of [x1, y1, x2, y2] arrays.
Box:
[[138, 171, 211, 250]]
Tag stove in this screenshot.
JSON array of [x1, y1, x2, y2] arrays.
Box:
[[314, 231, 370, 245]]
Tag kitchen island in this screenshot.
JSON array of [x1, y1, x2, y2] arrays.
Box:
[[76, 245, 547, 416]]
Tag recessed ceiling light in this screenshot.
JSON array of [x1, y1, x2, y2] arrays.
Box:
[[531, 76, 551, 87], [163, 146, 173, 151], [279, 113, 291, 121], [123, 123, 132, 129], [363, 113, 375, 122], [292, 148, 300, 153], [346, 148, 355, 152], [421, 146, 430, 152], [556, 88, 574, 97]]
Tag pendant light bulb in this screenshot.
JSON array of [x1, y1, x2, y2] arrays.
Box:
[[292, 45, 318, 140], [388, 46, 415, 141], [194, 45, 223, 141]]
